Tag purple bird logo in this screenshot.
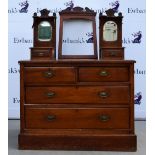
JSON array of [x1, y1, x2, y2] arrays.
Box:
[[134, 92, 142, 105], [64, 0, 74, 9], [109, 1, 120, 13], [86, 32, 93, 43], [132, 31, 142, 43], [19, 0, 29, 13]]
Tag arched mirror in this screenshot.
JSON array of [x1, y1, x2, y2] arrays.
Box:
[[103, 21, 117, 41], [38, 21, 52, 41]]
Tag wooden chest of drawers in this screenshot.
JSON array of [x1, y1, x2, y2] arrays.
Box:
[[18, 60, 137, 151]]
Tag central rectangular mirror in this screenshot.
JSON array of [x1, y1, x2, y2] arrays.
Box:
[[58, 7, 97, 59], [62, 19, 94, 56]]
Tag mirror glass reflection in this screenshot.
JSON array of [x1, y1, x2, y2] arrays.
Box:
[[62, 19, 94, 55], [38, 21, 52, 41], [103, 21, 117, 41]]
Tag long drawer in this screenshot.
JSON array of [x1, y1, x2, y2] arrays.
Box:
[[79, 67, 129, 82], [25, 107, 129, 129], [24, 67, 76, 84], [26, 86, 130, 104]]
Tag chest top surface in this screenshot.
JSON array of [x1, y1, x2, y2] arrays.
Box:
[[19, 60, 135, 65]]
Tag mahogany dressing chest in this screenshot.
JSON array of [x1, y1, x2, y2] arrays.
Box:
[[18, 8, 137, 151]]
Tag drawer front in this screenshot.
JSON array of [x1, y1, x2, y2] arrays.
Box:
[[79, 67, 129, 82], [100, 48, 124, 60], [31, 51, 51, 60], [31, 50, 50, 57], [31, 48, 56, 60], [25, 67, 75, 84], [102, 51, 124, 60], [26, 86, 130, 104], [25, 108, 129, 129]]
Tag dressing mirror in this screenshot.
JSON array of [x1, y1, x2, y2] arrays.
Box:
[[32, 9, 56, 47], [62, 19, 94, 56], [58, 7, 97, 59], [99, 9, 123, 48], [99, 9, 124, 60], [30, 9, 56, 60], [38, 21, 52, 41], [103, 21, 117, 41]]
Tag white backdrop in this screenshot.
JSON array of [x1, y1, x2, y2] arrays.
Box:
[[8, 0, 146, 119]]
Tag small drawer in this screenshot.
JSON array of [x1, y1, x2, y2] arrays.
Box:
[[99, 48, 124, 60], [26, 86, 130, 104], [25, 107, 129, 129], [30, 47, 55, 60], [79, 67, 129, 82], [24, 67, 76, 84]]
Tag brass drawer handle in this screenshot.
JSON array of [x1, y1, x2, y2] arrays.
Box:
[[110, 51, 117, 56], [44, 71, 54, 78], [99, 92, 108, 98], [38, 52, 44, 56], [46, 92, 55, 98], [47, 115, 56, 121], [99, 115, 110, 122], [100, 71, 108, 76]]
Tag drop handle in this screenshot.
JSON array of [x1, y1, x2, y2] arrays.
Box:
[[99, 115, 110, 122], [99, 92, 108, 98], [47, 115, 56, 121], [38, 52, 44, 56], [44, 71, 54, 78], [46, 92, 55, 98], [99, 71, 108, 76], [110, 51, 117, 56]]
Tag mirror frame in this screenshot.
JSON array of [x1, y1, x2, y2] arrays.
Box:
[[32, 9, 56, 48], [99, 9, 123, 48], [58, 7, 97, 59]]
